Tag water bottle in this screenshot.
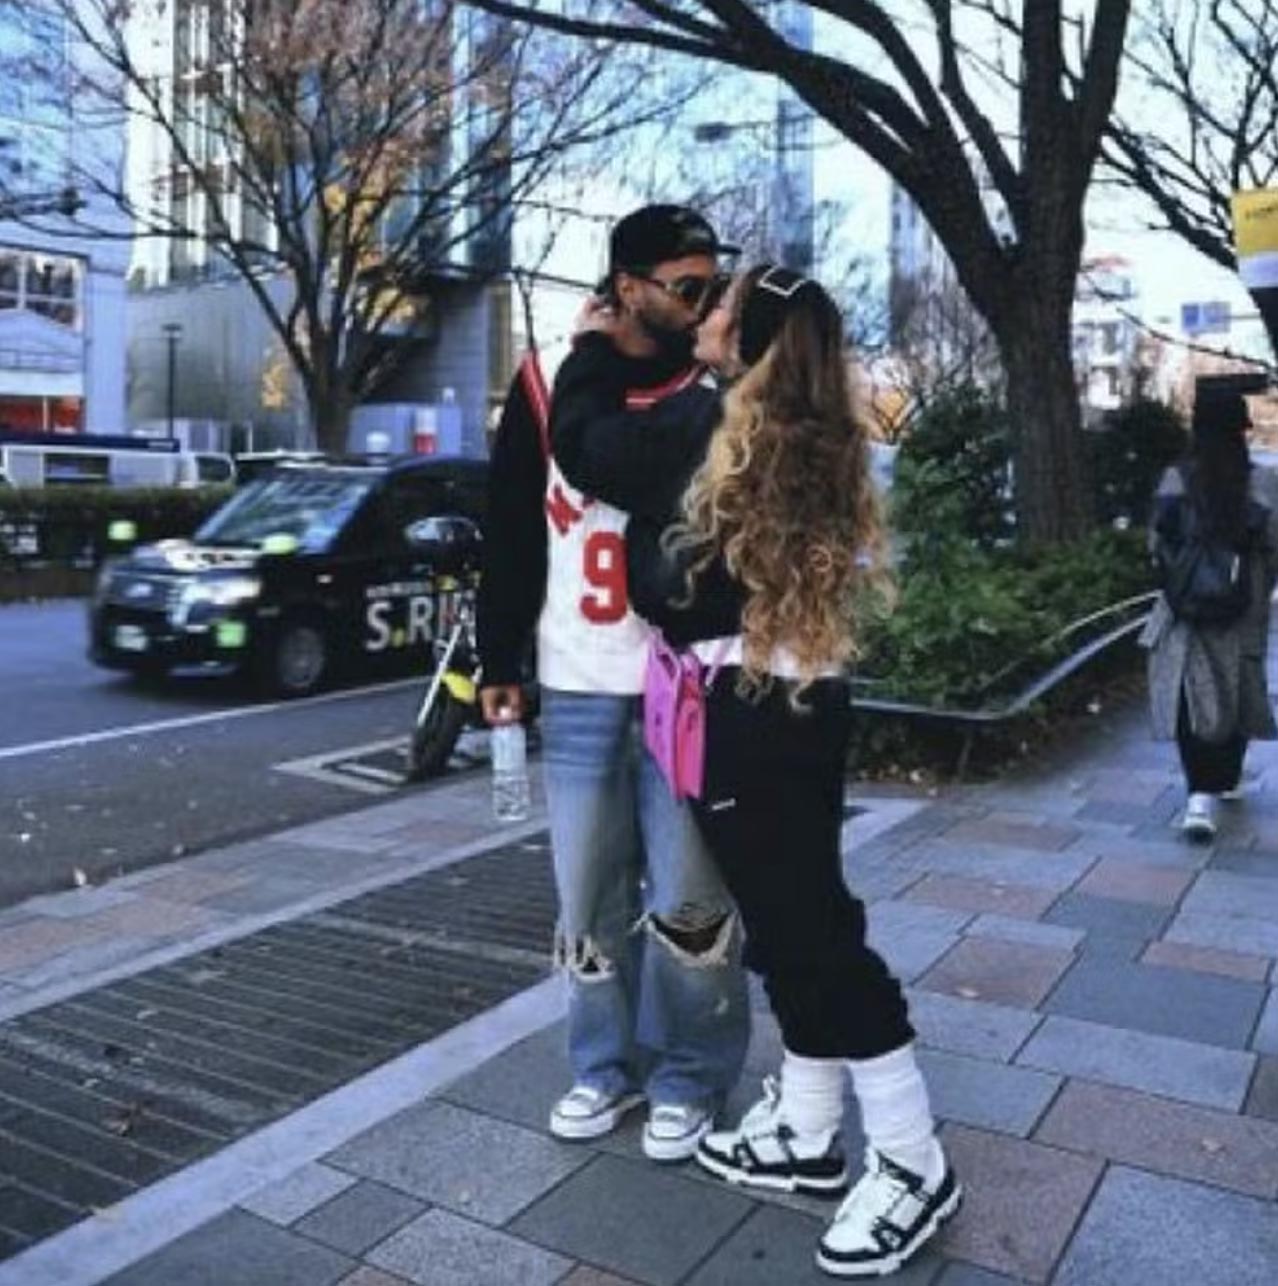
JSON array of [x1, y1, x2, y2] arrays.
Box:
[[491, 721, 530, 822]]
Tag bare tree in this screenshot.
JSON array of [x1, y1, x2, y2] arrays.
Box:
[[1104, 0, 1278, 274], [18, 0, 674, 452], [462, 0, 1133, 544], [887, 270, 1000, 416]]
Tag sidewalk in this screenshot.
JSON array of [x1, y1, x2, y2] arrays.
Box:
[[1, 699, 1277, 1285]]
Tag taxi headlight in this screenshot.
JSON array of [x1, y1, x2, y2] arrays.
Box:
[[170, 576, 262, 625]]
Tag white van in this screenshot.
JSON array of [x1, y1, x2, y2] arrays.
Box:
[[0, 432, 233, 489]]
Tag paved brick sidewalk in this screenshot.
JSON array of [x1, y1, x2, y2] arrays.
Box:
[[3, 699, 1278, 1285]]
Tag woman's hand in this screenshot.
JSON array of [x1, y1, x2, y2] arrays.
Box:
[[573, 294, 622, 339]]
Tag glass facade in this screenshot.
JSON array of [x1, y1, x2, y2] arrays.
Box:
[[0, 1, 71, 190]]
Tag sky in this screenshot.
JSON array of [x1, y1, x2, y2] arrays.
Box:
[[518, 3, 1267, 366]]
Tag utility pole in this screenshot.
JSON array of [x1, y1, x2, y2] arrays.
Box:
[[163, 323, 183, 440]]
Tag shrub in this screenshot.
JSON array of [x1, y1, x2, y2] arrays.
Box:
[[859, 527, 1154, 707], [0, 486, 232, 573], [890, 383, 1014, 553], [850, 528, 1156, 777], [1089, 398, 1188, 526]]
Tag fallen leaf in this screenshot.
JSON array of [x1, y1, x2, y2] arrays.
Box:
[[956, 986, 981, 1000], [102, 1111, 135, 1137], [1200, 1137, 1225, 1155]]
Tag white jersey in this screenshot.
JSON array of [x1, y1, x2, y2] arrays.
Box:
[[531, 350, 703, 694], [536, 457, 650, 693]]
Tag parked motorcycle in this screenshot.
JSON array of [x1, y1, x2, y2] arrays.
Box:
[[403, 516, 536, 780]]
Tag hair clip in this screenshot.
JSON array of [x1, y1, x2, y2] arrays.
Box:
[[755, 266, 813, 298]]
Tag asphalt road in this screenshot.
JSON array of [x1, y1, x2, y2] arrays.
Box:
[[0, 600, 461, 909]]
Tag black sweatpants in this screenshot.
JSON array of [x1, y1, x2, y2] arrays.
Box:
[[1176, 694, 1246, 794], [691, 670, 914, 1060]]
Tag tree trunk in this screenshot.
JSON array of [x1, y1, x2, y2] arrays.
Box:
[[998, 294, 1092, 545], [306, 377, 354, 457]]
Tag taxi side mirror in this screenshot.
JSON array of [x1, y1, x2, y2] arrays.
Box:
[[260, 532, 300, 555], [404, 515, 481, 570]]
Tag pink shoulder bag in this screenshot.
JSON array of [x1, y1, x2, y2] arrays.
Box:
[[642, 633, 729, 801]]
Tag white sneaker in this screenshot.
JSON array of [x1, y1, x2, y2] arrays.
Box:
[[642, 1101, 715, 1162], [816, 1146, 961, 1278], [1219, 783, 1245, 802], [549, 1085, 644, 1141], [1181, 792, 1217, 841], [696, 1077, 848, 1195]]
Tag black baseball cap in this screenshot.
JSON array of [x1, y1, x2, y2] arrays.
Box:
[[608, 204, 738, 274]]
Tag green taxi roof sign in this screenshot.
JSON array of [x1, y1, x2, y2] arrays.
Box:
[[107, 520, 137, 542]]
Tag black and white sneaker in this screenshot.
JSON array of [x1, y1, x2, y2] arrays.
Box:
[[816, 1146, 961, 1278], [549, 1084, 644, 1141], [695, 1077, 849, 1196]]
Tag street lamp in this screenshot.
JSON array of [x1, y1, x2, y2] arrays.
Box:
[[162, 322, 183, 440]]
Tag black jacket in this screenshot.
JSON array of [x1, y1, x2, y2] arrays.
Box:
[[551, 334, 745, 646]]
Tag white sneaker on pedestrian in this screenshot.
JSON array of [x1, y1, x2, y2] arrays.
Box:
[[696, 1077, 849, 1195], [816, 1146, 961, 1278], [1181, 792, 1217, 841], [643, 1101, 714, 1162], [1219, 783, 1246, 802], [549, 1085, 644, 1141]]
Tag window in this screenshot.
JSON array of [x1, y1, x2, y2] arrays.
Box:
[[0, 246, 82, 328], [25, 254, 78, 325], [0, 252, 19, 310]]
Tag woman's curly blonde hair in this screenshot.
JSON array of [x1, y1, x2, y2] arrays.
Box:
[[667, 266, 893, 691]]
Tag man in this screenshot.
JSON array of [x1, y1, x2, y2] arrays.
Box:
[[477, 205, 749, 1162]]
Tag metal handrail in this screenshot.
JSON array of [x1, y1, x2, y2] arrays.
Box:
[[848, 590, 1157, 776]]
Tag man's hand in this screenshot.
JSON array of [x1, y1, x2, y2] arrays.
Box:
[[481, 684, 524, 726]]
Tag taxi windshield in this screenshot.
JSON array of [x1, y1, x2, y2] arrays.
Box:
[[196, 471, 375, 552]]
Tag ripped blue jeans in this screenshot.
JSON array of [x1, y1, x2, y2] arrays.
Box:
[[541, 688, 749, 1108]]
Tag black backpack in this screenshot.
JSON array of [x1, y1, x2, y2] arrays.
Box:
[[1154, 488, 1268, 626]]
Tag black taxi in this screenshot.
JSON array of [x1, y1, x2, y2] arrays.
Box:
[[88, 455, 487, 696]]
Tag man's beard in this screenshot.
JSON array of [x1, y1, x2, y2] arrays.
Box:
[[634, 310, 696, 362]]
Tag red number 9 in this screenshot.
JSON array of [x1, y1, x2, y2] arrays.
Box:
[[581, 531, 628, 623]]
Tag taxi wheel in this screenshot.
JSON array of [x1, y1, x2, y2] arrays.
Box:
[[266, 619, 329, 698]]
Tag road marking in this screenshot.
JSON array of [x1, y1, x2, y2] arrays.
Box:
[[0, 677, 423, 764], [273, 728, 490, 796], [273, 734, 413, 796], [339, 761, 406, 785]]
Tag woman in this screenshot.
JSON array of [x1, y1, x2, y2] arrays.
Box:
[[551, 265, 960, 1280], [1143, 387, 1278, 841]]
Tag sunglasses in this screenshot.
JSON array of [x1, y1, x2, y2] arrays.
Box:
[[635, 271, 731, 313]]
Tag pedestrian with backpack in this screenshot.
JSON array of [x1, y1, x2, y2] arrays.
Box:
[[1143, 387, 1278, 841]]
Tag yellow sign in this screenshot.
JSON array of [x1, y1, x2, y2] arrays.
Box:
[[1231, 188, 1278, 260]]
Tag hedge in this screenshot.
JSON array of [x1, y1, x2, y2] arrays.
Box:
[[0, 486, 232, 601]]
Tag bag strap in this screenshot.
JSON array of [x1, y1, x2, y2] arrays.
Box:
[[517, 350, 551, 462], [650, 628, 733, 689], [701, 638, 733, 689]]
